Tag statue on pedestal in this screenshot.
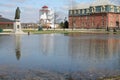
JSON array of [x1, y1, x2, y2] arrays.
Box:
[[13, 7, 24, 34]]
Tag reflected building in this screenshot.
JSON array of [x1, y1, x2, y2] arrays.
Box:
[[67, 33, 120, 72], [41, 34, 55, 55], [15, 35, 21, 60], [107, 37, 120, 68], [68, 33, 120, 62]]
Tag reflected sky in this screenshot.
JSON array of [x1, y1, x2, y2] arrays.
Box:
[[0, 33, 120, 74]]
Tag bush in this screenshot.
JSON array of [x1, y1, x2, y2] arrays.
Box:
[[0, 28, 3, 32], [38, 26, 43, 31], [59, 22, 64, 28]]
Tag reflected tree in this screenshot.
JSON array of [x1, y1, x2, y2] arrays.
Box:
[[65, 74, 74, 80]]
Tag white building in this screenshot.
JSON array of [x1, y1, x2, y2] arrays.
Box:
[[39, 6, 56, 28]]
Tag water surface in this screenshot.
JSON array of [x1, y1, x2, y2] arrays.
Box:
[[0, 33, 120, 79]]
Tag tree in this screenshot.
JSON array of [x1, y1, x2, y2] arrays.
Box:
[[59, 22, 64, 28], [0, 28, 3, 32], [64, 20, 69, 28]]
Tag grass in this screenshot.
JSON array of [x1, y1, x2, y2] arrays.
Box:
[[3, 31, 11, 33], [1, 29, 120, 34], [23, 29, 120, 34], [23, 30, 74, 34]]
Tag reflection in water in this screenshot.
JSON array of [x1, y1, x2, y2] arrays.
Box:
[[0, 33, 120, 79], [68, 33, 120, 71], [41, 34, 55, 55], [15, 35, 21, 60]]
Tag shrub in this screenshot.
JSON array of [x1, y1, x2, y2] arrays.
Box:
[[0, 28, 3, 32], [38, 26, 43, 31]]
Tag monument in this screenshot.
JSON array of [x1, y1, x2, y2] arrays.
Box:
[[13, 7, 24, 34]]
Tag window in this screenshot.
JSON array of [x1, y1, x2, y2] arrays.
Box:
[[72, 10, 74, 14], [76, 10, 78, 14], [86, 9, 89, 13], [70, 10, 72, 15], [78, 10, 80, 14]]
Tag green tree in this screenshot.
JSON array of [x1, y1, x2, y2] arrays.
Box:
[[0, 28, 3, 32], [59, 22, 64, 28], [64, 20, 69, 28]]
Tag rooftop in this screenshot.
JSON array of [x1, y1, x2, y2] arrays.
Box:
[[0, 15, 14, 24], [42, 6, 48, 8]]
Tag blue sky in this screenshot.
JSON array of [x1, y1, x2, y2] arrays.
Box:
[[0, 0, 118, 23], [0, 0, 93, 23]]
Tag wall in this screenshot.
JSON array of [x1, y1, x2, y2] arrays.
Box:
[[69, 13, 108, 29]]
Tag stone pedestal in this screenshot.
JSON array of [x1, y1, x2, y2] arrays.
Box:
[[13, 19, 24, 34]]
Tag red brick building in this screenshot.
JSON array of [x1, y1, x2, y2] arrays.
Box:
[[69, 5, 120, 29]]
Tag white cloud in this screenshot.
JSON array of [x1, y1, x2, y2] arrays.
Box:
[[19, 6, 39, 23], [0, 3, 16, 8], [1, 10, 14, 20]]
